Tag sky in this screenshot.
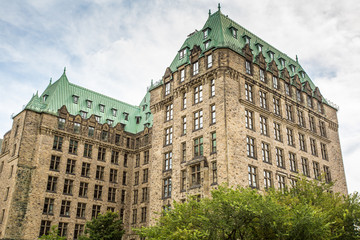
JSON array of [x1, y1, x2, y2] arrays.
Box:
[[0, 0, 359, 193]]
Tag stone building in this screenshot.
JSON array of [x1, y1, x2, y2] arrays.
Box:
[[0, 7, 347, 240]]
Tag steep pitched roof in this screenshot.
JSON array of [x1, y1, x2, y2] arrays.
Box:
[[169, 9, 326, 103], [22, 69, 152, 134]]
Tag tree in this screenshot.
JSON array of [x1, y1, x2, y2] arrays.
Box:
[[135, 178, 360, 240], [79, 211, 124, 240], [39, 225, 66, 240]]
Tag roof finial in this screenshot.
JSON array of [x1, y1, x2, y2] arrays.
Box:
[[208, 9, 211, 17], [296, 55, 298, 63], [218, 3, 221, 11], [49, 78, 52, 85], [63, 67, 66, 74]]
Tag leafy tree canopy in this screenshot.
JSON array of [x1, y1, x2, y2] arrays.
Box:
[[135, 178, 360, 240], [39, 225, 66, 240]]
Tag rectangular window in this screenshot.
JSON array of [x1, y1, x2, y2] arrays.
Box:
[[261, 142, 270, 163], [194, 136, 203, 157], [181, 170, 186, 191], [181, 142, 186, 162], [58, 118, 65, 130], [108, 187, 116, 202], [248, 166, 257, 188], [320, 143, 328, 160], [88, 127, 95, 137], [245, 83, 253, 102], [307, 95, 313, 108], [81, 111, 87, 119], [93, 184, 103, 200], [99, 104, 105, 113], [165, 82, 171, 96], [259, 90, 267, 109], [112, 108, 117, 117], [285, 83, 290, 96], [245, 109, 254, 130], [273, 97, 281, 116], [96, 166, 105, 180], [74, 224, 84, 240], [260, 116, 268, 135], [110, 169, 118, 183], [92, 205, 101, 219], [245, 60, 251, 74], [164, 152, 172, 171], [144, 150, 149, 165], [165, 104, 173, 121], [124, 154, 128, 167], [134, 171, 139, 185], [313, 162, 320, 180], [182, 92, 187, 109], [142, 187, 148, 202], [180, 69, 185, 82], [0, 209, 4, 224], [272, 76, 278, 89], [210, 79, 215, 97], [132, 209, 137, 224], [289, 152, 297, 172], [194, 85, 203, 104], [143, 168, 149, 183], [73, 95, 79, 104], [76, 202, 86, 218], [68, 139, 78, 154], [246, 136, 256, 158], [264, 170, 272, 189], [163, 177, 172, 198], [193, 61, 199, 75], [207, 54, 213, 68], [39, 220, 52, 236], [285, 104, 293, 121], [46, 176, 57, 192], [211, 132, 217, 153], [121, 190, 126, 204], [141, 207, 147, 222], [66, 159, 76, 174], [63, 179, 74, 195], [310, 138, 317, 156], [43, 198, 54, 215], [324, 166, 331, 183], [319, 121, 327, 137], [74, 123, 81, 133], [299, 133, 307, 151], [212, 161, 218, 184], [309, 115, 316, 133], [276, 148, 284, 168], [259, 69, 265, 82], [296, 89, 302, 102], [298, 110, 305, 127], [122, 171, 127, 185], [79, 182, 88, 197], [302, 158, 310, 177], [286, 128, 294, 146], [194, 110, 203, 130], [182, 116, 187, 135], [111, 150, 119, 164], [210, 104, 216, 124], [277, 175, 286, 191], [191, 164, 201, 186], [60, 200, 71, 217], [179, 48, 186, 59], [165, 127, 173, 145], [49, 155, 60, 171], [274, 122, 282, 141], [83, 143, 92, 158], [97, 147, 106, 161], [52, 135, 63, 151], [81, 163, 90, 177]]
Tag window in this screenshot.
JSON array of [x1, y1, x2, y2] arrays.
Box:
[[212, 161, 218, 184], [0, 209, 4, 224], [124, 154, 128, 167], [180, 69, 185, 82], [259, 69, 265, 82], [309, 115, 316, 133], [165, 104, 173, 121], [134, 171, 139, 186], [210, 79, 215, 97], [94, 185, 103, 200], [164, 152, 172, 171], [262, 142, 270, 163], [277, 175, 286, 191], [207, 54, 213, 68], [260, 116, 268, 135], [274, 122, 282, 141], [111, 151, 119, 165], [319, 121, 327, 137], [52, 135, 63, 151], [121, 190, 126, 204], [246, 136, 256, 158], [248, 166, 257, 188], [210, 104, 216, 124], [231, 27, 237, 38], [95, 115, 101, 123], [43, 198, 54, 215], [80, 111, 87, 119], [191, 164, 201, 186], [297, 110, 305, 127], [60, 200, 71, 217], [317, 101, 323, 113], [108, 187, 116, 202], [245, 83, 253, 102], [284, 83, 290, 96], [285, 104, 293, 121], [65, 159, 76, 174], [264, 170, 272, 189], [96, 166, 104, 180], [193, 61, 199, 75], [313, 162, 320, 180], [88, 127, 94, 137], [73, 95, 79, 104], [74, 123, 81, 133], [46, 176, 57, 192], [39, 220, 52, 236], [182, 92, 187, 109], [74, 224, 84, 240], [97, 147, 106, 161], [112, 108, 117, 117], [245, 60, 251, 74], [81, 163, 90, 177], [286, 128, 294, 146], [272, 76, 278, 89], [194, 85, 203, 104], [79, 182, 88, 197], [58, 118, 65, 130], [165, 127, 173, 145], [257, 44, 263, 52], [211, 132, 217, 153], [181, 142, 186, 162], [110, 169, 118, 183], [268, 51, 274, 60], [143, 168, 149, 183], [276, 148, 284, 168], [4, 187, 9, 201], [142, 187, 148, 202], [99, 104, 105, 113], [122, 171, 127, 185], [101, 131, 108, 141], [245, 109, 254, 130], [68, 139, 78, 155], [77, 203, 86, 218], [194, 137, 203, 157], [299, 133, 307, 151], [182, 116, 187, 134], [302, 158, 310, 177], [259, 90, 267, 109], [163, 177, 172, 198], [144, 150, 149, 164], [63, 179, 74, 195], [194, 110, 203, 130], [123, 112, 129, 121], [289, 152, 297, 172], [86, 100, 92, 108], [203, 28, 209, 39], [179, 48, 187, 59], [141, 207, 147, 222], [83, 143, 92, 158], [92, 205, 101, 219], [273, 98, 281, 116], [181, 170, 186, 191], [49, 155, 60, 171], [296, 90, 302, 102], [320, 143, 328, 160], [310, 138, 317, 156], [107, 119, 114, 126], [324, 166, 331, 183]]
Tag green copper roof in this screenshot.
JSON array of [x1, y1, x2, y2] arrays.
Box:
[[23, 69, 152, 134], [169, 9, 323, 100]]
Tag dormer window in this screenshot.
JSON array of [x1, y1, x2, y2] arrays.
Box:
[[95, 115, 101, 123], [86, 100, 92, 108], [279, 58, 285, 67], [146, 112, 151, 120], [99, 104, 105, 113], [268, 51, 274, 60], [179, 48, 187, 60], [72, 95, 79, 104], [43, 94, 48, 101], [230, 27, 237, 38], [80, 111, 87, 119], [142, 105, 147, 111], [112, 108, 117, 117], [165, 82, 171, 96], [204, 40, 211, 50], [107, 119, 114, 126], [243, 35, 251, 44], [290, 64, 296, 73], [123, 112, 129, 121], [136, 116, 141, 124], [203, 28, 210, 39], [300, 71, 306, 78], [256, 43, 263, 53]]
